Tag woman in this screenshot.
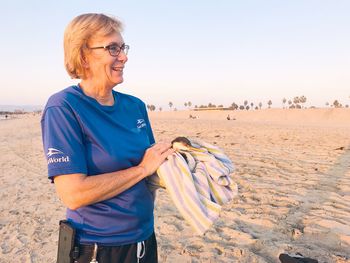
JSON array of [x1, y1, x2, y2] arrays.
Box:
[[41, 13, 173, 262]]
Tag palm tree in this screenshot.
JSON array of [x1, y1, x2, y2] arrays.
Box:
[[282, 98, 287, 109], [267, 100, 272, 108], [231, 102, 238, 110], [288, 100, 292, 108], [293, 96, 300, 107], [184, 102, 188, 108], [333, 100, 341, 108], [250, 102, 254, 109], [169, 102, 173, 109], [244, 100, 248, 107], [299, 96, 307, 108], [208, 103, 216, 108], [258, 102, 262, 109]]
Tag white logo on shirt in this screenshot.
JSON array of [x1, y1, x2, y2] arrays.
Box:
[[136, 119, 146, 129], [47, 147, 64, 157], [47, 147, 70, 164]]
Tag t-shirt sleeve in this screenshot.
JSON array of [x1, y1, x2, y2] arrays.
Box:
[[41, 106, 87, 182]]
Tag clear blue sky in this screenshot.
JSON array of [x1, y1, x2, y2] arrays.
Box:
[[0, 0, 349, 109]]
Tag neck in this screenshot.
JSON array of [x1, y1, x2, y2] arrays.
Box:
[[79, 80, 115, 106]]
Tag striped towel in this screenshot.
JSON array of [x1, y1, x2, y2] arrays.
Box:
[[148, 138, 238, 234]]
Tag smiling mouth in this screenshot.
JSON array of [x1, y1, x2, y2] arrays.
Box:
[[112, 67, 124, 72]]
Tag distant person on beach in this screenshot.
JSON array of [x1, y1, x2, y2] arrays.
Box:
[[41, 13, 173, 263]]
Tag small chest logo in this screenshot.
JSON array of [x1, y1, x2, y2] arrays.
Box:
[[136, 119, 146, 129]]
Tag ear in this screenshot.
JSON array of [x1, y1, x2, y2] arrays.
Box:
[[82, 56, 89, 69]]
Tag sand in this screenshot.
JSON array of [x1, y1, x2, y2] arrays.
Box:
[[0, 108, 349, 263]]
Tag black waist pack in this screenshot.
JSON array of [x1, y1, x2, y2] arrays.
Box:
[[57, 220, 79, 263]]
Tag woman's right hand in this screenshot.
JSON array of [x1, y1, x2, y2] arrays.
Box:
[[138, 142, 175, 177]]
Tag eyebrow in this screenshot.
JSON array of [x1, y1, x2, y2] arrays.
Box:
[[107, 42, 124, 46]]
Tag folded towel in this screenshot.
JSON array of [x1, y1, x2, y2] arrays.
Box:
[[148, 137, 238, 234]]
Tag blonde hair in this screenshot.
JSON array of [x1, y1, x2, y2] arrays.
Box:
[[63, 13, 123, 79]]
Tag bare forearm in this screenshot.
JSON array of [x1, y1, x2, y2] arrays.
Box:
[[55, 142, 174, 210], [55, 166, 146, 210]]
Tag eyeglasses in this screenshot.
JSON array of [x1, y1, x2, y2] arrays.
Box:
[[89, 43, 130, 57]]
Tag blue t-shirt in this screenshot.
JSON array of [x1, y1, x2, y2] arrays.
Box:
[[41, 85, 155, 245]]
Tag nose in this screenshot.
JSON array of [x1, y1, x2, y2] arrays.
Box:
[[118, 50, 128, 63]]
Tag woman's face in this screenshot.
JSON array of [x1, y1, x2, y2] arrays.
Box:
[[85, 32, 128, 88]]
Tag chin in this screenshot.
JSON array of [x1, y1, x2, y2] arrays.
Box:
[[111, 78, 124, 86], [116, 78, 124, 85]]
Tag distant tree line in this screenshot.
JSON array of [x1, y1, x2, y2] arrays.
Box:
[[145, 96, 349, 111], [0, 110, 26, 115], [0, 109, 42, 115], [325, 100, 348, 108]]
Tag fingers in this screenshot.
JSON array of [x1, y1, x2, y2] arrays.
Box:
[[138, 142, 174, 177], [150, 142, 172, 153], [161, 148, 175, 158]]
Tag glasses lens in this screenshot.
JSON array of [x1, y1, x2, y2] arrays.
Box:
[[107, 44, 120, 56], [106, 44, 129, 56], [124, 45, 129, 55]]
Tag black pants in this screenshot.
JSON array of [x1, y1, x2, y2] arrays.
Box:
[[74, 233, 158, 263]]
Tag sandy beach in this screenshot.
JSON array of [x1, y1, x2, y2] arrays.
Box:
[[0, 108, 349, 263]]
